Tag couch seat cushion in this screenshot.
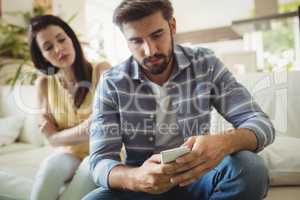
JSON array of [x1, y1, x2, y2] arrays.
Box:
[[0, 145, 52, 179]]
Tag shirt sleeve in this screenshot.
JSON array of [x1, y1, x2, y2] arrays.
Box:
[[89, 73, 123, 188], [210, 57, 275, 152]]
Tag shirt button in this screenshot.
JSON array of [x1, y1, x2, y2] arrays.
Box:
[[149, 136, 154, 142]]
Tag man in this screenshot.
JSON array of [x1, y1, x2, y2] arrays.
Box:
[[84, 0, 275, 199]]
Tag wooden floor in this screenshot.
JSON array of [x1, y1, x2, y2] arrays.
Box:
[[265, 186, 300, 200]]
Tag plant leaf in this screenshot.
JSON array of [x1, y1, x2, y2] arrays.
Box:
[[10, 62, 24, 90]]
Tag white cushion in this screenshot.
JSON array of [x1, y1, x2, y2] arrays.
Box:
[[0, 145, 52, 199], [19, 115, 45, 146], [0, 172, 32, 200], [236, 72, 300, 138], [259, 136, 300, 186], [286, 72, 300, 138], [0, 86, 45, 145], [0, 143, 36, 155], [0, 115, 24, 146], [0, 146, 53, 179]]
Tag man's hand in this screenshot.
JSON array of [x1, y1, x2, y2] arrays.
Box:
[[133, 154, 176, 194], [162, 135, 230, 187]]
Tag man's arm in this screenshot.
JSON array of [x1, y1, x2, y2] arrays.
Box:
[[108, 165, 136, 190], [89, 73, 123, 188], [160, 128, 258, 187], [220, 128, 257, 154], [90, 72, 175, 193], [109, 155, 175, 194], [160, 55, 275, 187], [210, 57, 275, 152]]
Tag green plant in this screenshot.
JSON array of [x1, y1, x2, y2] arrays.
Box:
[[279, 0, 300, 13], [0, 6, 80, 87], [0, 6, 47, 87], [249, 1, 300, 17], [249, 1, 299, 71], [0, 22, 29, 59]]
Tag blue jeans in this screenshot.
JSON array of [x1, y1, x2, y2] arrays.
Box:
[[83, 151, 269, 200]]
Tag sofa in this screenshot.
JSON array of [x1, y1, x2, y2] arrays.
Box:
[[0, 85, 49, 200], [211, 71, 300, 200], [0, 85, 94, 200], [0, 72, 300, 200]]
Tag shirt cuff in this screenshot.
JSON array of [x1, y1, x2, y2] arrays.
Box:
[[93, 159, 123, 189], [238, 124, 266, 153]]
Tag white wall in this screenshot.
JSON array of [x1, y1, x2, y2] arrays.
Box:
[[86, 0, 254, 33], [2, 0, 33, 26], [2, 0, 86, 37], [53, 0, 86, 39], [172, 0, 254, 32], [85, 0, 130, 65], [85, 0, 256, 64]]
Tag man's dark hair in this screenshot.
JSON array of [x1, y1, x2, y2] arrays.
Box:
[[113, 0, 174, 28]]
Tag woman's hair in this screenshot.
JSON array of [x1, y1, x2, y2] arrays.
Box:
[[28, 15, 92, 108], [113, 0, 173, 29]]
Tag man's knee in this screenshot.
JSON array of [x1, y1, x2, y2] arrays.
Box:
[[233, 151, 268, 183], [221, 151, 269, 198]]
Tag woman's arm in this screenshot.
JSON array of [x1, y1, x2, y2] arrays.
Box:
[[49, 118, 91, 146], [36, 76, 59, 141], [36, 76, 89, 146], [36, 62, 111, 147]]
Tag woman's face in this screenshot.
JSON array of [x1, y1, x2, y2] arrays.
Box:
[[36, 25, 76, 69]]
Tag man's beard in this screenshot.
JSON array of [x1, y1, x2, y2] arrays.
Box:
[[142, 50, 173, 75]]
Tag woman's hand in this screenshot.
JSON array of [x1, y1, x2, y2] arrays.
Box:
[[38, 114, 58, 140]]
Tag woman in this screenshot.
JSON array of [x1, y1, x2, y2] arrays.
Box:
[[28, 15, 110, 200]]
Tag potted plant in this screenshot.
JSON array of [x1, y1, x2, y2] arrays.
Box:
[[0, 6, 46, 87]]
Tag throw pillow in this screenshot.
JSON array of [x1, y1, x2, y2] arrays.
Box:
[[0, 115, 24, 146], [259, 136, 300, 186]]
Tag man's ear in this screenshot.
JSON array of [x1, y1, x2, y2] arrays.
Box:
[[169, 17, 176, 35]]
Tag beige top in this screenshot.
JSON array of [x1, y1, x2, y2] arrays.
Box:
[[47, 65, 99, 159]]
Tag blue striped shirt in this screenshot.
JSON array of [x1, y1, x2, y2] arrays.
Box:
[[89, 45, 275, 188]]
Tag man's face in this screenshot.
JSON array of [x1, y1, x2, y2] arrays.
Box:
[[122, 11, 176, 75]]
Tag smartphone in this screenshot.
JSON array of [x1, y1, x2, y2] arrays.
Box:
[[160, 146, 191, 164]]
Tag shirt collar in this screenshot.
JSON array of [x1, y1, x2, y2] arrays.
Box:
[[174, 44, 191, 70], [131, 58, 142, 80]]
